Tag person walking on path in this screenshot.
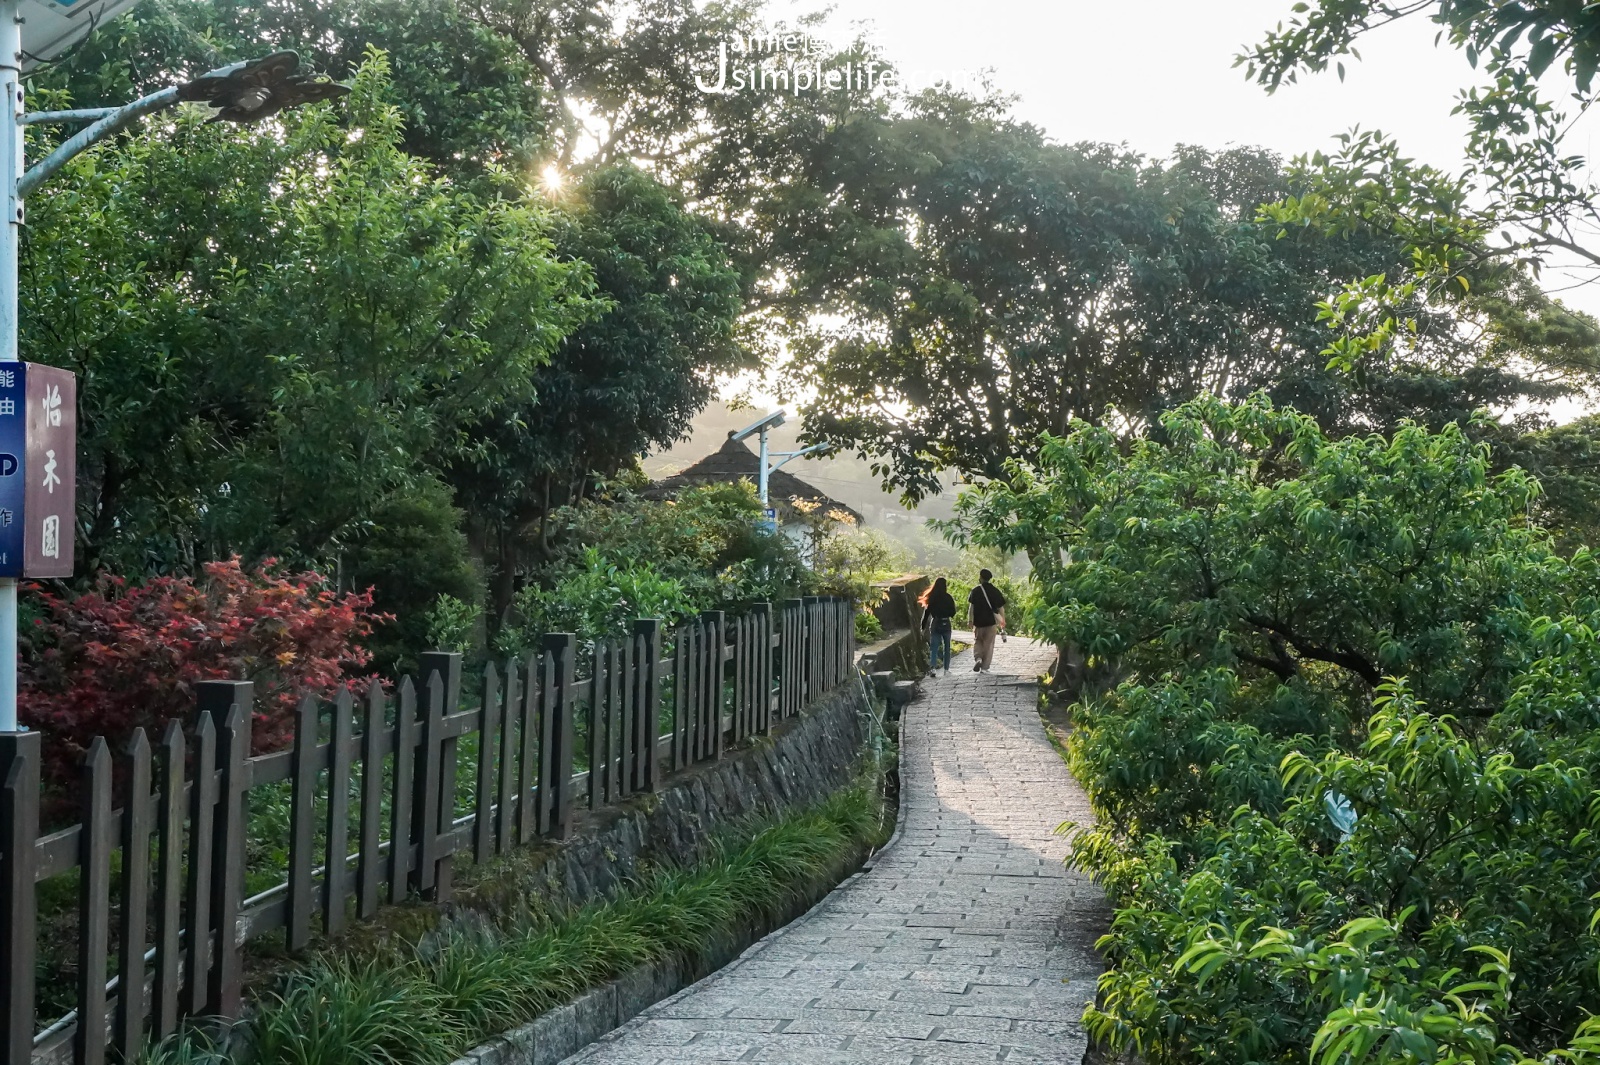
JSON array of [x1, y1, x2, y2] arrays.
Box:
[[920, 576, 958, 675], [968, 568, 1007, 672]]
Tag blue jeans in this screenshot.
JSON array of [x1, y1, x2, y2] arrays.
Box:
[[928, 621, 953, 671]]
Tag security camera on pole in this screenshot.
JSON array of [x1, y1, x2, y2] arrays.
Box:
[[0, 0, 348, 736], [728, 411, 831, 532]]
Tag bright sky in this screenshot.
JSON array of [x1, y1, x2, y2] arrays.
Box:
[[828, 0, 1480, 164]]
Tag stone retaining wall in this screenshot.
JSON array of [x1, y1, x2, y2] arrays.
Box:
[[870, 575, 931, 632]]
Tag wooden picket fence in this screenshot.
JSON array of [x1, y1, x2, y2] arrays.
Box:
[[0, 596, 857, 1065]]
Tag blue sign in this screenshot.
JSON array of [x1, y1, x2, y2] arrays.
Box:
[[759, 507, 778, 535], [0, 366, 24, 576]]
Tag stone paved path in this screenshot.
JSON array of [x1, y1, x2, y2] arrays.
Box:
[[561, 638, 1108, 1064]]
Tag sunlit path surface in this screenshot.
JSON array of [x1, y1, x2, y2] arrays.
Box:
[[562, 638, 1107, 1064]]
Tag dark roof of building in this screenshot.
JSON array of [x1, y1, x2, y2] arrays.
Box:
[[649, 436, 864, 524]]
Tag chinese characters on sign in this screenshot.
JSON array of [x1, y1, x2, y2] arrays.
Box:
[[0, 363, 76, 577], [25, 366, 76, 576]]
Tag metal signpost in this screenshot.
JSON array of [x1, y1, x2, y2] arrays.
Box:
[[0, 0, 346, 732]]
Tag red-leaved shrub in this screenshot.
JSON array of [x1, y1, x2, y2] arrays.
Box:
[[20, 558, 387, 789]]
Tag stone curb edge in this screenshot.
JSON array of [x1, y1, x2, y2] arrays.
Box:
[[446, 839, 872, 1065]]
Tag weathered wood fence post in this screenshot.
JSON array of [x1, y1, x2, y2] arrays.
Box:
[[0, 596, 861, 1056], [702, 610, 725, 762], [781, 598, 802, 719], [632, 618, 662, 792], [517, 653, 539, 845], [541, 633, 576, 839], [75, 738, 112, 1065], [590, 640, 609, 811], [803, 596, 820, 706], [419, 651, 462, 902], [197, 681, 252, 1019], [756, 602, 773, 733], [476, 662, 503, 864]]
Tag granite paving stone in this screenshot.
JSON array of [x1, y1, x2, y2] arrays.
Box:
[[560, 639, 1107, 1065]]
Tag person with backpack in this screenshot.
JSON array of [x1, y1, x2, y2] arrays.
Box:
[[919, 577, 958, 675], [967, 569, 1007, 673]]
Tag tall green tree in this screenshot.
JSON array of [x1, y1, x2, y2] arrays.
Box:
[[447, 164, 749, 624], [1239, 3, 1600, 374], [35, 0, 550, 181], [953, 395, 1600, 1064], [35, 0, 782, 628], [1244, 1, 1600, 266]]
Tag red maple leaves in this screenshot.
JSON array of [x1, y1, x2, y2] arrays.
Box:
[[20, 558, 388, 787]]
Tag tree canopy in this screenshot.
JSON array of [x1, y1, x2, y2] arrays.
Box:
[[1243, 0, 1600, 267], [773, 107, 1600, 500], [446, 163, 751, 621], [1233, 2, 1600, 380], [23, 50, 594, 580], [24, 0, 772, 636], [23, 0, 1600, 646]]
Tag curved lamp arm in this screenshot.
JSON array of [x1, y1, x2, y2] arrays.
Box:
[[17, 86, 180, 199], [769, 442, 831, 472]]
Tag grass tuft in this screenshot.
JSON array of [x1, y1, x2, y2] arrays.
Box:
[[250, 959, 465, 1065]]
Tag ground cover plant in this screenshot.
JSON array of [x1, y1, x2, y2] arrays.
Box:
[[955, 394, 1600, 1065], [140, 780, 890, 1065]]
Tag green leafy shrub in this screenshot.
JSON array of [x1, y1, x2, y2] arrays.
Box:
[[344, 478, 484, 674], [508, 482, 811, 648], [854, 610, 883, 644], [955, 395, 1600, 1065], [423, 594, 483, 657], [499, 547, 696, 654], [808, 525, 908, 602]]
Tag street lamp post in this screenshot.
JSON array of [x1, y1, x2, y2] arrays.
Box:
[[728, 410, 831, 510], [0, 16, 346, 732], [0, 2, 23, 731]]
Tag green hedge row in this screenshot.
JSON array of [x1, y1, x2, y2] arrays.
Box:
[[953, 397, 1600, 1065]]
